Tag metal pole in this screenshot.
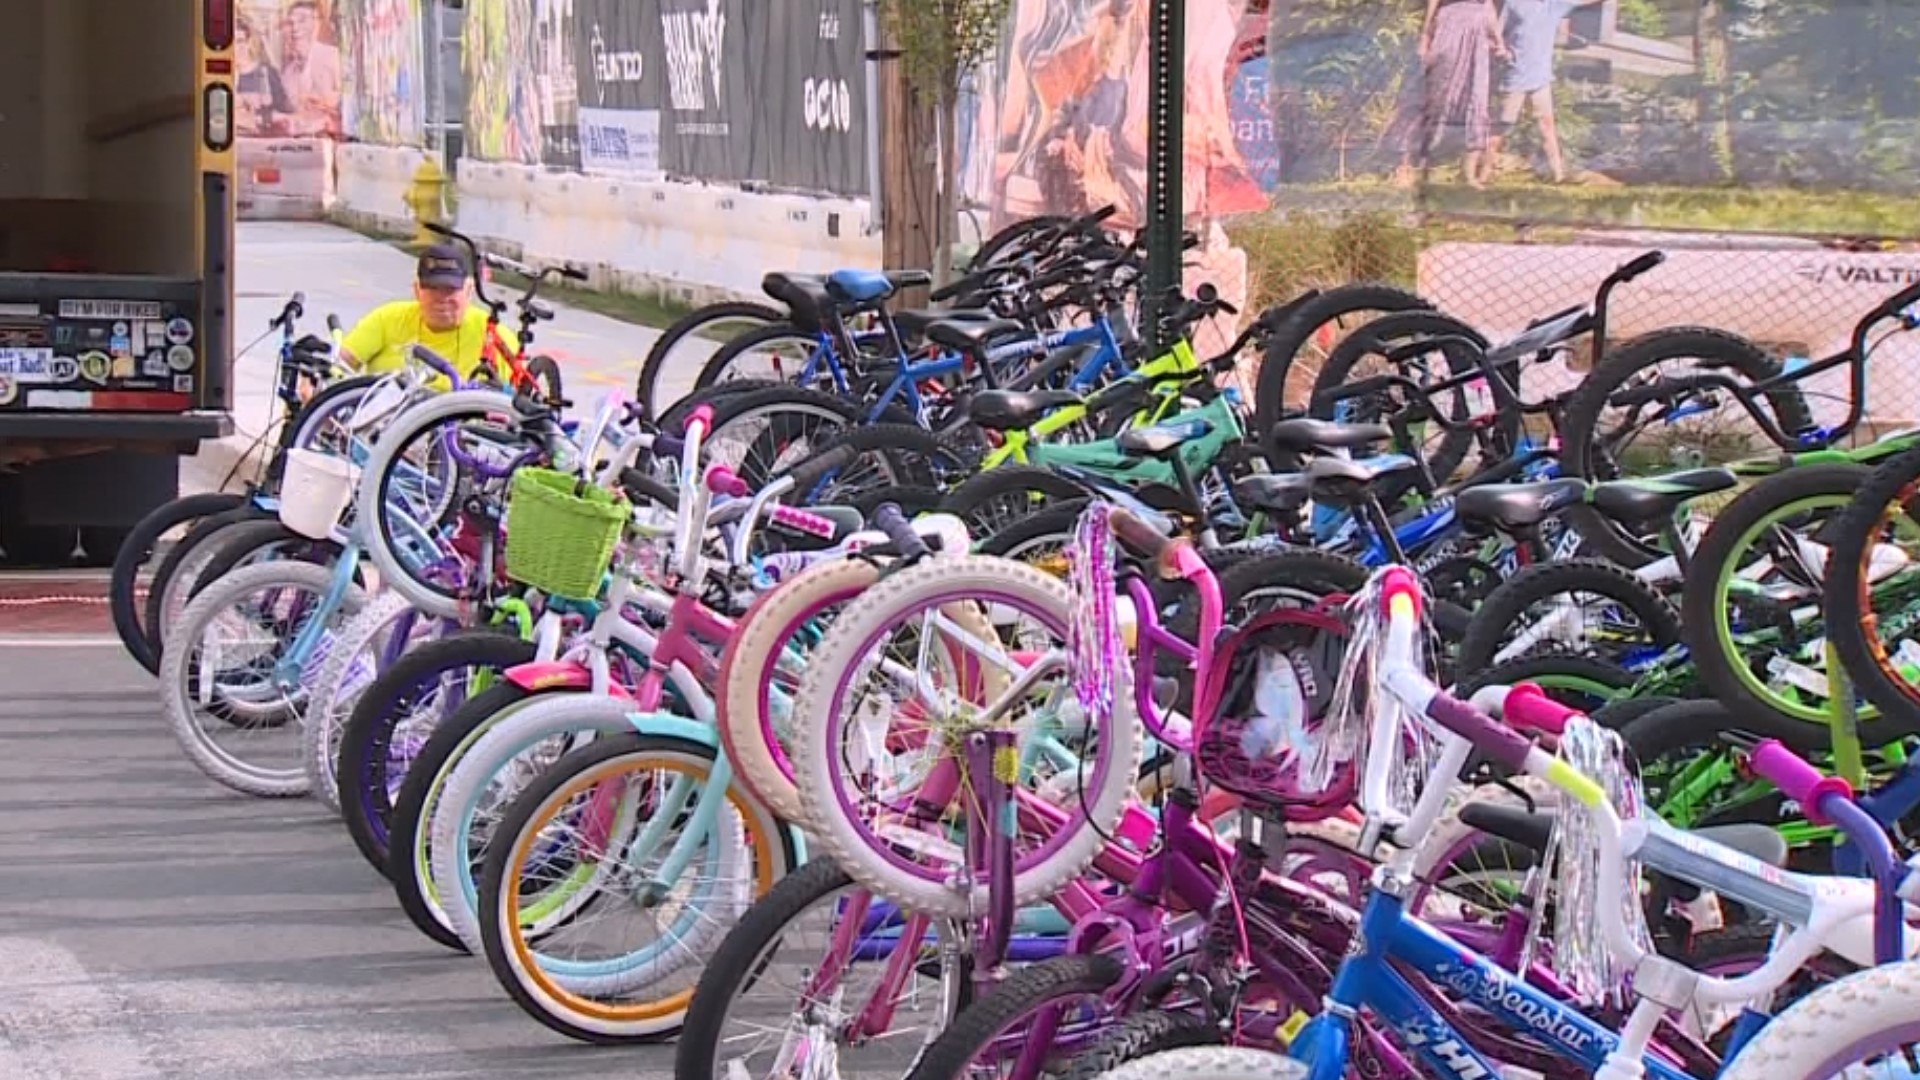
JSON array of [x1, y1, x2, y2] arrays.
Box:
[[1144, 0, 1184, 354], [862, 0, 885, 235]]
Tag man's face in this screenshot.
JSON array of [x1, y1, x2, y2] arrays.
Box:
[[415, 280, 470, 332], [287, 6, 316, 50]]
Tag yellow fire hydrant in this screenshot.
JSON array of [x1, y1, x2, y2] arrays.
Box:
[[406, 159, 448, 245]]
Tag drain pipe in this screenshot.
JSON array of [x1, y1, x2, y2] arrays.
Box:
[[862, 0, 885, 235]]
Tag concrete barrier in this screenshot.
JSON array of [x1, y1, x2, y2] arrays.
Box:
[[237, 139, 334, 221], [330, 143, 439, 236]]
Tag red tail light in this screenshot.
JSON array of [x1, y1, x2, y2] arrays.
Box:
[[205, 0, 233, 50]]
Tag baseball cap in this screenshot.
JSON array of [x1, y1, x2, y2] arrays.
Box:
[[417, 244, 471, 289]]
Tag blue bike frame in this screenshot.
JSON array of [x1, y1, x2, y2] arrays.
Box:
[[1292, 887, 1693, 1080]]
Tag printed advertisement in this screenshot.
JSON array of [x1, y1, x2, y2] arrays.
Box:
[[751, 0, 869, 196], [574, 0, 666, 174], [533, 0, 583, 169], [338, 0, 425, 145], [236, 0, 345, 138], [655, 0, 760, 184]]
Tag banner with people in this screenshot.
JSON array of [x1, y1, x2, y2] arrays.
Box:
[[235, 0, 345, 139], [337, 0, 425, 145]]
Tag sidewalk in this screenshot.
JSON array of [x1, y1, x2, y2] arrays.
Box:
[[185, 222, 703, 493]]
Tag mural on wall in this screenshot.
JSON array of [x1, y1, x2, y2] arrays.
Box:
[[338, 0, 425, 145], [236, 0, 345, 138], [533, 0, 583, 168], [966, 0, 1269, 233], [465, 0, 546, 164]]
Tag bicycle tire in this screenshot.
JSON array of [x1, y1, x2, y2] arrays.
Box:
[[1057, 1009, 1221, 1080], [340, 629, 534, 878], [656, 377, 790, 431], [477, 730, 792, 1043], [1559, 327, 1815, 567], [1454, 558, 1682, 675], [693, 322, 826, 395], [1304, 310, 1508, 496], [635, 300, 784, 417], [110, 491, 246, 672], [271, 373, 382, 488], [160, 559, 368, 796], [1719, 961, 1920, 1079], [303, 590, 422, 816], [940, 467, 1094, 538], [902, 954, 1126, 1080], [1822, 440, 1920, 734], [1087, 1046, 1308, 1080], [1679, 462, 1873, 733], [1252, 283, 1432, 432], [792, 555, 1139, 919], [190, 519, 340, 597], [143, 506, 272, 664]]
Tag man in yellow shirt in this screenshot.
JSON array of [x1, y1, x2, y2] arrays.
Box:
[[340, 245, 516, 386]]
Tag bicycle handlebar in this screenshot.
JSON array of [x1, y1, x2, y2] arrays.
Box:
[[408, 343, 460, 381], [271, 292, 306, 330], [872, 503, 929, 562]]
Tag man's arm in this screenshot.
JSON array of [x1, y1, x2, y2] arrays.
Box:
[[338, 306, 388, 371]]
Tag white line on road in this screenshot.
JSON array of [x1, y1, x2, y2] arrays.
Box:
[[0, 635, 118, 648], [0, 938, 164, 1079]]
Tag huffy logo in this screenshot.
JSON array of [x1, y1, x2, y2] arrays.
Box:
[[587, 23, 645, 105], [662, 0, 726, 112], [1793, 263, 1920, 287]]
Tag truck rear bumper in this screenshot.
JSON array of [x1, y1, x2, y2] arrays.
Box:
[[0, 410, 232, 441]]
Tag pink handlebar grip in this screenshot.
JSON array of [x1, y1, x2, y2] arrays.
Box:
[[1504, 682, 1579, 737], [769, 503, 836, 540], [685, 404, 715, 437], [1748, 740, 1853, 826], [1377, 566, 1423, 619], [1168, 543, 1208, 581], [705, 465, 749, 498]]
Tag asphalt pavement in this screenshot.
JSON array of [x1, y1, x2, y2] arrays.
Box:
[[0, 640, 676, 1078]]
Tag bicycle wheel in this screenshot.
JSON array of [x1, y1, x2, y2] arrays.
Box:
[[704, 384, 889, 491], [792, 555, 1140, 919], [635, 300, 783, 418], [693, 322, 834, 395], [1719, 961, 1920, 1079], [1679, 463, 1874, 733], [1057, 1010, 1220, 1080], [1088, 1047, 1307, 1080], [1251, 283, 1431, 431], [159, 559, 368, 796], [477, 730, 795, 1043], [1822, 440, 1920, 735], [341, 629, 535, 878], [303, 590, 440, 815], [1560, 327, 1814, 567], [110, 492, 246, 672], [143, 506, 271, 663], [1454, 559, 1682, 675], [940, 467, 1094, 540], [674, 859, 960, 1079], [902, 954, 1125, 1080]]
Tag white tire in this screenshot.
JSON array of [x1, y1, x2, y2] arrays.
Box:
[[301, 589, 426, 814], [792, 555, 1140, 919], [351, 389, 514, 619], [161, 560, 368, 797], [1092, 1047, 1307, 1080], [1720, 960, 1920, 1079]]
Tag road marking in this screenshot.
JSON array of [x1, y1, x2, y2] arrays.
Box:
[[0, 937, 164, 1079], [0, 635, 118, 648]]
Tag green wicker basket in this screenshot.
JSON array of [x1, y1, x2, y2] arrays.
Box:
[[504, 467, 630, 599]]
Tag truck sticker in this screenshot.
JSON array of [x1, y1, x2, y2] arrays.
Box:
[[112, 321, 129, 337], [0, 348, 55, 383], [173, 374, 194, 394], [0, 376, 16, 405], [109, 332, 131, 358], [167, 345, 195, 372], [0, 325, 49, 348], [165, 318, 194, 345], [27, 389, 90, 409], [78, 351, 109, 385], [143, 351, 168, 377], [59, 300, 162, 321], [111, 353, 136, 379], [49, 357, 77, 382], [129, 322, 145, 353], [0, 303, 39, 318]]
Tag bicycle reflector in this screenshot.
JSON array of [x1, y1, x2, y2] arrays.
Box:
[[204, 0, 234, 49]]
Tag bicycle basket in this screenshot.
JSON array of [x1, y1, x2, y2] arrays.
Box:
[[503, 467, 629, 599]]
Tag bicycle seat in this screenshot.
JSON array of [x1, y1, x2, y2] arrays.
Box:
[[1458, 803, 1789, 871], [1303, 453, 1421, 501], [762, 272, 834, 334], [927, 317, 1027, 359], [1118, 418, 1212, 459], [1233, 473, 1314, 516], [825, 269, 935, 306], [895, 307, 1002, 341], [968, 388, 1083, 431], [1588, 467, 1738, 526], [1454, 478, 1589, 533], [1267, 417, 1393, 455]]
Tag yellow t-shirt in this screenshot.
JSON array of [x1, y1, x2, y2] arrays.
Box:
[[341, 301, 519, 387]]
